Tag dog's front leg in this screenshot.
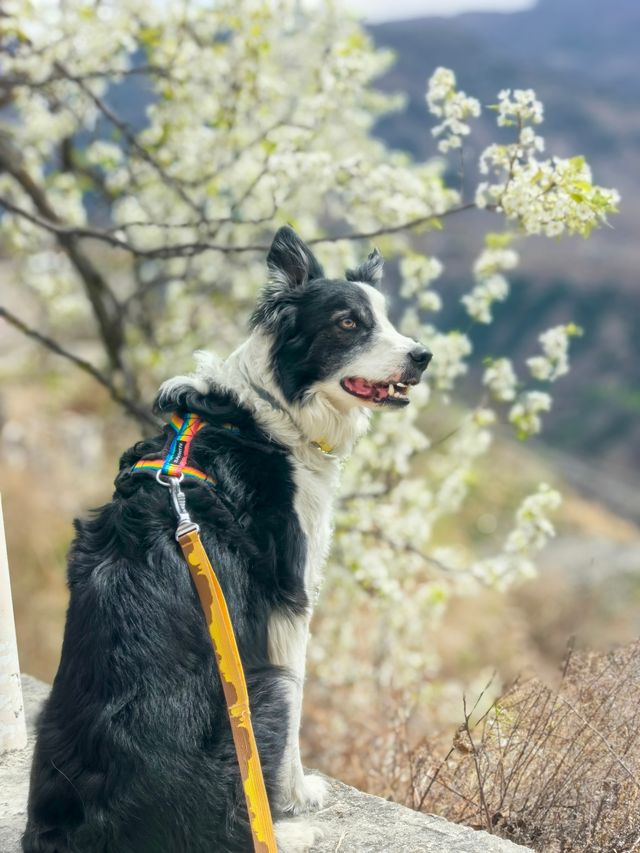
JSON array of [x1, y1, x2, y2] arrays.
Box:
[[268, 609, 328, 814]]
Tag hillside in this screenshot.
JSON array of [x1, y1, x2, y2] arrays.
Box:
[[370, 1, 640, 495]]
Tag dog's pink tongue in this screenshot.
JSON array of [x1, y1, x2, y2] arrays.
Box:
[[348, 377, 372, 395], [344, 378, 388, 400]]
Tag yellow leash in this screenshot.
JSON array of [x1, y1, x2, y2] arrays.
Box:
[[130, 412, 277, 850], [177, 526, 278, 853], [155, 470, 277, 852]]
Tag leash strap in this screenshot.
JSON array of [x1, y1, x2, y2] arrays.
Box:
[[177, 527, 277, 853], [146, 413, 277, 853]]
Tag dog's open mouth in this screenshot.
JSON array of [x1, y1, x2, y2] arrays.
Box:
[[340, 377, 416, 406]]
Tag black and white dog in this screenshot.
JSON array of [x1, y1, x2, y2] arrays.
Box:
[[24, 227, 431, 853]]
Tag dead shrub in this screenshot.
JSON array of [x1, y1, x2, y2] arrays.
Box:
[[396, 641, 640, 852]]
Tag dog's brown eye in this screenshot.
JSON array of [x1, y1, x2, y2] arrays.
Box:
[[338, 317, 357, 330]]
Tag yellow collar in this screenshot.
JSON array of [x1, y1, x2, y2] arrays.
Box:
[[310, 437, 335, 455]]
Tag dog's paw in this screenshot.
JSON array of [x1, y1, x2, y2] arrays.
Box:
[[275, 819, 323, 853], [280, 772, 328, 815]]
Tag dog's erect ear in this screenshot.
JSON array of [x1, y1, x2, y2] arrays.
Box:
[[267, 225, 324, 289], [345, 247, 384, 286]]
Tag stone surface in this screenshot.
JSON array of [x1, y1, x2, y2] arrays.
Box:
[[298, 775, 532, 852], [0, 676, 532, 852], [0, 675, 41, 853]]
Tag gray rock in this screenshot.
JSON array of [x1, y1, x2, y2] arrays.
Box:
[[0, 675, 42, 853], [296, 776, 532, 852], [1, 676, 531, 853]]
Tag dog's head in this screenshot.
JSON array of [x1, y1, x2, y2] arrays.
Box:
[[251, 226, 432, 413]]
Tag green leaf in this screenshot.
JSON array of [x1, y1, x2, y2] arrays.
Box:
[[485, 232, 514, 249]]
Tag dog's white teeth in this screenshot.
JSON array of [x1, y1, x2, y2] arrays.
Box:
[[386, 382, 409, 399]]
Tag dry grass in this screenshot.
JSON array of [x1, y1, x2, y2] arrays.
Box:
[[344, 642, 640, 853]]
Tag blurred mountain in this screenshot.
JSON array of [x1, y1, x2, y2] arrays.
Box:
[[369, 0, 640, 501]]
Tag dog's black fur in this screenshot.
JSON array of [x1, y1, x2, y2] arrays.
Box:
[[23, 385, 306, 852], [24, 227, 429, 853]]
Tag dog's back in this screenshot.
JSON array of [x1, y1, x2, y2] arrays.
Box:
[[23, 401, 302, 853]]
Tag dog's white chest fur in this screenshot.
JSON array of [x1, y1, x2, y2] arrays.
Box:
[[291, 454, 340, 599]]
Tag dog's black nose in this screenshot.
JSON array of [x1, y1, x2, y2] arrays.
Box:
[[409, 346, 432, 369]]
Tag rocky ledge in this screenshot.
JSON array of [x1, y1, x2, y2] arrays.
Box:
[[1, 676, 532, 853]]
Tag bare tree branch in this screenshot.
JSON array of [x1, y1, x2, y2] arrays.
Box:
[[66, 66, 205, 218], [0, 64, 168, 92], [0, 135, 127, 379], [339, 523, 477, 583], [0, 193, 478, 258], [0, 305, 158, 429]]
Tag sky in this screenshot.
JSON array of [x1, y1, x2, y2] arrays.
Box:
[[346, 0, 534, 23]]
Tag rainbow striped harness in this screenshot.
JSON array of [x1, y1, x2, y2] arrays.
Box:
[[130, 412, 241, 486]]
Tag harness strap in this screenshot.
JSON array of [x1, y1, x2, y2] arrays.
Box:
[[130, 413, 236, 485]]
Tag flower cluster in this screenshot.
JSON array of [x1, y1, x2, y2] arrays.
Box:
[[482, 321, 580, 442], [472, 484, 561, 589], [483, 358, 518, 402], [527, 323, 583, 381], [494, 88, 544, 129], [509, 390, 553, 439], [475, 89, 618, 238], [399, 253, 443, 311], [477, 121, 619, 238], [426, 67, 481, 153], [505, 483, 562, 553], [462, 238, 519, 324], [425, 330, 473, 394]]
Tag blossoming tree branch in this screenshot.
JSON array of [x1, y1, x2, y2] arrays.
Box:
[[0, 1, 619, 691]]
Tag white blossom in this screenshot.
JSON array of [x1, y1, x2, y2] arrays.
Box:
[[495, 88, 544, 128], [426, 67, 481, 153], [427, 330, 473, 392], [462, 242, 518, 324], [461, 273, 509, 324], [483, 358, 518, 402], [472, 484, 561, 588], [527, 323, 582, 382], [505, 483, 562, 553], [473, 247, 519, 279], [509, 390, 552, 438], [473, 407, 496, 427], [477, 148, 620, 238], [399, 254, 443, 298]]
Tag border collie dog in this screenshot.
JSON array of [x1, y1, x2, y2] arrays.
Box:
[[24, 227, 431, 853]]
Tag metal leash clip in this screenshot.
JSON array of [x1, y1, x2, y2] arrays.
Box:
[[155, 470, 201, 540]]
